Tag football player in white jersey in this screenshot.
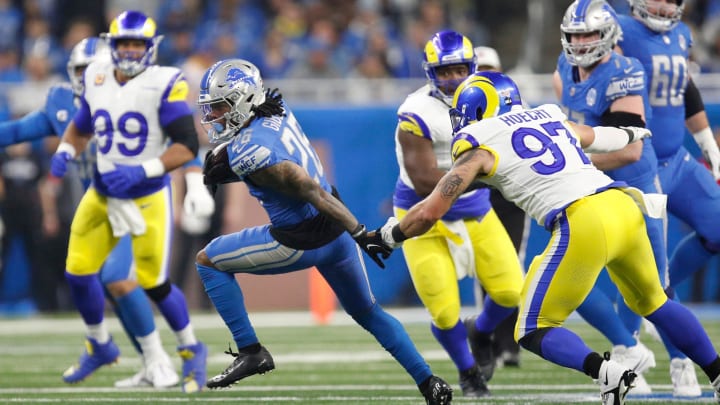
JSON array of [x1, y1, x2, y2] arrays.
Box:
[[392, 30, 523, 397], [49, 11, 207, 393], [373, 71, 720, 405]]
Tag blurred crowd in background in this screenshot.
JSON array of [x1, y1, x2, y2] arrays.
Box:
[[2, 0, 720, 316]]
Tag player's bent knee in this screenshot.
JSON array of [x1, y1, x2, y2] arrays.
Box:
[[433, 304, 461, 329], [106, 279, 139, 298], [518, 327, 552, 357], [144, 280, 171, 302], [486, 289, 521, 308]]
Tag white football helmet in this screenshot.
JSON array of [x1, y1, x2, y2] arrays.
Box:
[[561, 0, 621, 68], [197, 59, 266, 144], [66, 37, 110, 96], [629, 0, 685, 32]]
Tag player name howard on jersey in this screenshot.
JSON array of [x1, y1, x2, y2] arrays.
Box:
[[498, 108, 552, 126]]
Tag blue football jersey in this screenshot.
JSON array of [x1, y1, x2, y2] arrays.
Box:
[[226, 106, 331, 228], [557, 51, 657, 184], [617, 14, 692, 160]]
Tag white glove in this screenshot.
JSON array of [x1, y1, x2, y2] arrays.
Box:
[[379, 217, 403, 249], [692, 127, 720, 180], [183, 171, 216, 218], [619, 126, 652, 143]]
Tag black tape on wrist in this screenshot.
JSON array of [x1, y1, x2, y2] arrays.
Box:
[[391, 224, 408, 243]]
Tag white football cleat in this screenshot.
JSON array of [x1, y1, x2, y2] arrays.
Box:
[[712, 373, 720, 403], [670, 357, 701, 397], [145, 357, 180, 388], [610, 342, 655, 394], [598, 358, 636, 405], [115, 367, 151, 388]]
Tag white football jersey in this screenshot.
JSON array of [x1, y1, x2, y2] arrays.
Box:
[[451, 104, 616, 226], [82, 61, 183, 171], [395, 84, 454, 188]]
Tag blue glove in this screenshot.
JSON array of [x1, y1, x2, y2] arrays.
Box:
[[101, 164, 147, 193], [50, 151, 73, 178]]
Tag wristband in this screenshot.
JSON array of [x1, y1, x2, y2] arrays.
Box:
[[391, 224, 408, 243], [56, 142, 77, 158], [185, 171, 205, 191], [141, 158, 165, 178]]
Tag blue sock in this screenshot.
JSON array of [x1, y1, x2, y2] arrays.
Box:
[[576, 287, 635, 347], [154, 284, 190, 332], [353, 302, 432, 385], [116, 287, 156, 353], [646, 300, 717, 367], [616, 295, 641, 338], [669, 233, 714, 287], [197, 263, 257, 347], [475, 295, 515, 333], [431, 321, 475, 372], [105, 285, 141, 354], [539, 327, 593, 372], [65, 272, 105, 325]]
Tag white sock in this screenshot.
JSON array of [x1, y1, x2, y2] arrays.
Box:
[[137, 330, 168, 364], [87, 323, 110, 344], [175, 324, 197, 347]]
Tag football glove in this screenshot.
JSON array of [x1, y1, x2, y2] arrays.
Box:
[[101, 164, 147, 193], [619, 126, 652, 143], [50, 143, 76, 178], [351, 224, 393, 269], [692, 127, 720, 180], [378, 217, 404, 249], [203, 142, 240, 196]]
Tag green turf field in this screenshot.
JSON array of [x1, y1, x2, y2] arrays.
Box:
[[0, 308, 718, 404]]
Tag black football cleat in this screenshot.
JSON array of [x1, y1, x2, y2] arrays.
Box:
[[464, 316, 496, 381], [206, 345, 275, 389], [421, 375, 453, 405], [459, 365, 490, 397]]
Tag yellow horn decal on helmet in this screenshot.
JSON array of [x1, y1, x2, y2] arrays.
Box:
[[142, 18, 157, 38], [451, 76, 500, 120], [461, 36, 474, 59], [424, 40, 440, 64], [109, 19, 120, 35]]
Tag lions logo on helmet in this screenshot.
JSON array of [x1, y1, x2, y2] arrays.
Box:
[[629, 0, 685, 32], [197, 59, 267, 144], [560, 0, 622, 68], [67, 37, 110, 96], [449, 71, 523, 134], [423, 30, 476, 105], [103, 10, 163, 77]]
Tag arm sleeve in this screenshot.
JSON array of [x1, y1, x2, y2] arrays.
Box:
[[600, 110, 646, 128], [0, 110, 55, 147], [164, 114, 199, 157], [684, 79, 705, 119]]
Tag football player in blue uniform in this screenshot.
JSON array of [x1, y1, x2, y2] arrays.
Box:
[[49, 11, 210, 393], [195, 58, 452, 405], [617, 1, 720, 396], [554, 0, 700, 396], [375, 70, 720, 405]]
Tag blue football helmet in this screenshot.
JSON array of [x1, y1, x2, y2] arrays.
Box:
[[560, 0, 621, 68], [423, 30, 476, 105], [449, 71, 523, 133], [103, 10, 163, 77], [67, 37, 110, 96], [629, 0, 684, 32], [197, 58, 266, 144]]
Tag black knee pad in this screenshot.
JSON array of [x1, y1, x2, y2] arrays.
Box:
[[145, 281, 172, 303], [518, 327, 552, 357]]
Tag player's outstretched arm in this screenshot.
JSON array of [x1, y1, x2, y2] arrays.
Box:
[[249, 160, 392, 268]]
